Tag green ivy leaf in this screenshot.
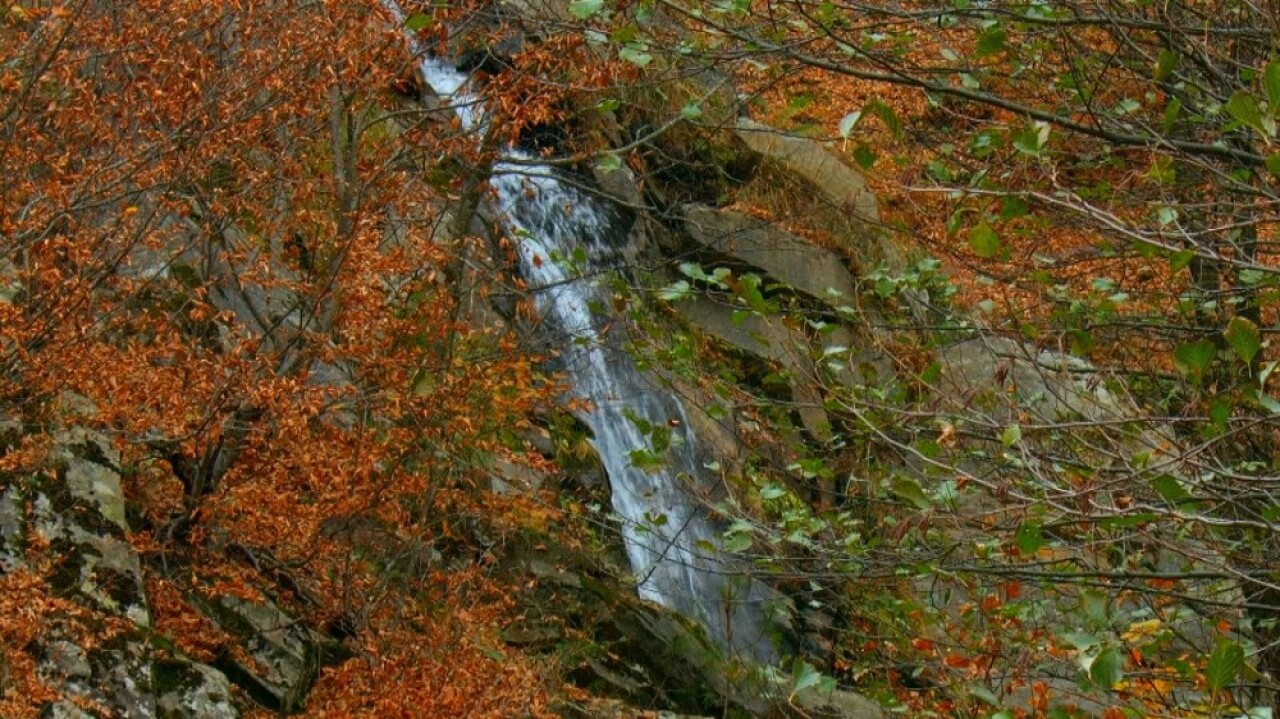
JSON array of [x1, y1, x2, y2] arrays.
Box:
[[1060, 631, 1099, 650], [1012, 122, 1050, 157], [738, 273, 768, 313], [1224, 316, 1262, 364], [1257, 390, 1280, 415], [723, 531, 753, 553], [1169, 248, 1196, 272], [595, 153, 622, 172], [657, 280, 692, 302], [864, 99, 903, 138], [1000, 424, 1022, 446], [1206, 640, 1244, 694], [759, 483, 788, 500]]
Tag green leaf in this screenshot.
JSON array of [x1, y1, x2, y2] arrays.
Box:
[[838, 110, 862, 138], [849, 98, 901, 139], [790, 660, 828, 699], [1154, 49, 1179, 81], [657, 280, 692, 302], [1257, 390, 1280, 415], [1267, 154, 1280, 177], [1012, 122, 1050, 157], [723, 530, 753, 553], [1225, 92, 1276, 138], [569, 0, 604, 19], [1014, 521, 1044, 555], [681, 102, 703, 120], [975, 25, 1007, 57], [1082, 591, 1109, 629], [892, 476, 932, 510], [1173, 339, 1218, 380], [1000, 424, 1021, 446], [618, 45, 652, 66], [1060, 631, 1099, 650], [1225, 316, 1262, 364], [1150, 474, 1191, 504], [403, 12, 431, 31], [967, 684, 1001, 707], [1206, 640, 1244, 694], [738, 273, 768, 313], [1000, 196, 1030, 220], [1163, 97, 1183, 133], [759, 483, 788, 500], [864, 99, 903, 138], [1261, 359, 1279, 387], [1265, 58, 1280, 107], [1114, 98, 1141, 115], [851, 143, 877, 169], [1170, 248, 1196, 272], [595, 153, 622, 172], [969, 222, 1001, 258], [1089, 646, 1124, 690]]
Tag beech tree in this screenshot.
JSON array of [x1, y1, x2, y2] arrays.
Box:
[[2, 2, 557, 714]]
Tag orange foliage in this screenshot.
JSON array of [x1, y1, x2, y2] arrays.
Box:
[[2, 0, 564, 714]]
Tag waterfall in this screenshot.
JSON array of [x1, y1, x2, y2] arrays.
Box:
[[400, 20, 779, 665]]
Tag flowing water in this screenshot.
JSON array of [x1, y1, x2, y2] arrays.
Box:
[[400, 27, 779, 664]]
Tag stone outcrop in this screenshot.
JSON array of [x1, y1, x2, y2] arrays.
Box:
[[670, 201, 893, 445], [508, 547, 882, 719], [682, 204, 859, 307], [733, 118, 879, 225], [196, 595, 325, 714], [675, 296, 835, 442], [935, 335, 1126, 424], [1, 426, 242, 718]]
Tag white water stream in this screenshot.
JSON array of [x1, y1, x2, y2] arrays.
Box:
[[397, 21, 779, 663]]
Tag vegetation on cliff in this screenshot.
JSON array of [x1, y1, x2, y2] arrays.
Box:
[[4, 0, 1280, 717]]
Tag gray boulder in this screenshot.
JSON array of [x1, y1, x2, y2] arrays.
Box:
[[197, 594, 322, 714], [734, 119, 879, 224], [682, 205, 858, 307]]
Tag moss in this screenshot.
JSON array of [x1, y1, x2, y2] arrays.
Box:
[[151, 658, 191, 695]]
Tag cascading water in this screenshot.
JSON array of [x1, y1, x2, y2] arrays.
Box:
[[401, 25, 780, 665]]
